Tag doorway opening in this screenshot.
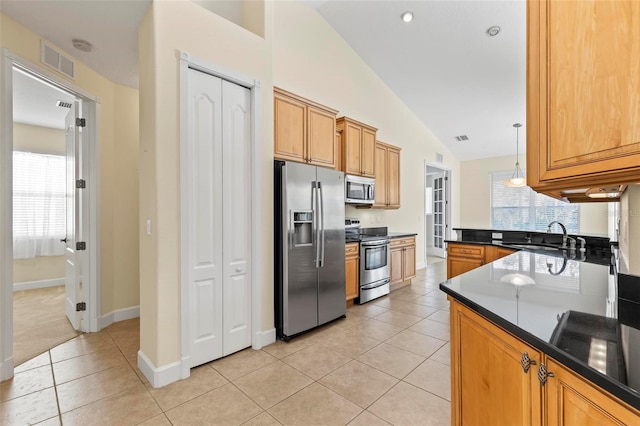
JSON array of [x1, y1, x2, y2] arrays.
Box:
[[1, 51, 100, 381], [425, 163, 451, 264]]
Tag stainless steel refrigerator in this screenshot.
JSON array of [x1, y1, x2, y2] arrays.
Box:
[[274, 160, 346, 340]]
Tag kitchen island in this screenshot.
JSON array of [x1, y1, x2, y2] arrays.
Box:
[[439, 250, 640, 424]]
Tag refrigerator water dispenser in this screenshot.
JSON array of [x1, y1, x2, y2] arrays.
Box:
[[292, 211, 313, 246]]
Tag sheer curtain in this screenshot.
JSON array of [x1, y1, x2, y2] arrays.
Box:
[[13, 151, 67, 259]]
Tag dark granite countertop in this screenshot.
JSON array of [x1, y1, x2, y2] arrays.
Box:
[[345, 228, 417, 243], [387, 232, 417, 239], [439, 251, 640, 410]]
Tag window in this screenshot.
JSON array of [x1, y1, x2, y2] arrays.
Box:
[[13, 151, 67, 259], [491, 170, 579, 233]]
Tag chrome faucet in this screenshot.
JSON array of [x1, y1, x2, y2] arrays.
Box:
[[546, 221, 572, 249]]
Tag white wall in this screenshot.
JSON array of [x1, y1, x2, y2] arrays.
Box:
[[460, 154, 610, 235], [273, 1, 461, 268]]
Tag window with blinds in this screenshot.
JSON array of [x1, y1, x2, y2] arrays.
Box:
[[13, 151, 67, 259], [491, 170, 579, 233]]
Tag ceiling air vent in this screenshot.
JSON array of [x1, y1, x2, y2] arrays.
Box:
[[56, 100, 72, 108], [40, 40, 75, 80], [455, 135, 469, 141]]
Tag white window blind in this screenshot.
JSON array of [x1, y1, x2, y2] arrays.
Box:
[[491, 171, 579, 233], [13, 151, 67, 259]]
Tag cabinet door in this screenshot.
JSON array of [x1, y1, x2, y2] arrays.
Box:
[[387, 147, 400, 208], [307, 105, 336, 168], [345, 255, 359, 301], [544, 357, 640, 426], [451, 301, 542, 426], [390, 247, 404, 284], [274, 94, 306, 162], [344, 122, 362, 175], [447, 257, 483, 279], [403, 245, 416, 280], [527, 0, 640, 189], [497, 247, 517, 259], [335, 129, 342, 172], [374, 144, 388, 207], [361, 127, 376, 177]]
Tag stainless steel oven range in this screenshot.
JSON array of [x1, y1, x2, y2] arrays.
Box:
[[358, 237, 391, 304]]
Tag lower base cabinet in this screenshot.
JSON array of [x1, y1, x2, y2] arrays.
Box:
[[447, 243, 517, 279], [345, 243, 359, 302], [450, 299, 640, 425], [390, 237, 416, 285]]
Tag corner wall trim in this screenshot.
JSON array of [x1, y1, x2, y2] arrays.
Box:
[[0, 357, 14, 382], [255, 328, 276, 350], [13, 278, 64, 292], [98, 306, 140, 330], [137, 350, 184, 389], [416, 261, 427, 271]]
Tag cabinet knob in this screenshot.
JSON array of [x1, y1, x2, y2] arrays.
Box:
[[520, 352, 536, 373], [538, 363, 554, 386]]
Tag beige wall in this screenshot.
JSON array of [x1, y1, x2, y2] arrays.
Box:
[[13, 123, 64, 154], [13, 256, 64, 284], [1, 13, 140, 315], [273, 1, 461, 267], [138, 0, 273, 367], [459, 154, 610, 235]]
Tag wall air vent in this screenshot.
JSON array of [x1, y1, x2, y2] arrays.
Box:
[[455, 135, 469, 141], [40, 40, 75, 80], [56, 100, 72, 108], [435, 152, 444, 163]]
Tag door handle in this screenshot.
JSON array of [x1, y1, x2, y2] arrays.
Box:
[[60, 238, 68, 243], [318, 181, 325, 268]]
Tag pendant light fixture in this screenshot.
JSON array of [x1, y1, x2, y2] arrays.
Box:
[[502, 123, 526, 188]]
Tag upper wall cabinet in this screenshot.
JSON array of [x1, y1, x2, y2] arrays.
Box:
[[336, 117, 377, 177], [373, 141, 401, 209], [274, 87, 338, 169], [527, 0, 640, 193]]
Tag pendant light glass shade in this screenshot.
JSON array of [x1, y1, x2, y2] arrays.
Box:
[[502, 123, 526, 188]]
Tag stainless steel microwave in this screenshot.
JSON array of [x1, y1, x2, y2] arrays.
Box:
[[345, 175, 375, 205]]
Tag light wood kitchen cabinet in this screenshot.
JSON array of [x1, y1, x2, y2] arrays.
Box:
[[484, 245, 517, 264], [450, 300, 543, 425], [345, 243, 359, 302], [335, 128, 343, 172], [544, 357, 640, 425], [450, 299, 640, 426], [526, 0, 640, 194], [373, 141, 401, 209], [274, 87, 338, 168], [448, 243, 517, 279], [336, 117, 376, 177], [390, 237, 416, 285], [447, 243, 485, 279]]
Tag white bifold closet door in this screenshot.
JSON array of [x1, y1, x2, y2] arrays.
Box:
[[186, 68, 252, 368]]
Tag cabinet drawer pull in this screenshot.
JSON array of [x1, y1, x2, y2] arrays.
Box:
[[538, 363, 554, 386], [520, 352, 536, 373]]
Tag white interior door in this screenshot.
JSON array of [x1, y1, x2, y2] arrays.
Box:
[[186, 69, 252, 367], [431, 172, 447, 258], [64, 101, 81, 330], [187, 69, 224, 366], [221, 80, 251, 356]]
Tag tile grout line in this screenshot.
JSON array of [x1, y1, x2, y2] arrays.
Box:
[[49, 350, 63, 422]]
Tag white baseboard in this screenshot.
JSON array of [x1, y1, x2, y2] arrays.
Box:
[[13, 278, 64, 292], [99, 306, 140, 330], [254, 328, 276, 349], [416, 261, 427, 270], [0, 357, 14, 381], [138, 350, 184, 388]]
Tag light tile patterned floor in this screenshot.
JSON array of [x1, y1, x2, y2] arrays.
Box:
[[1, 263, 451, 425]]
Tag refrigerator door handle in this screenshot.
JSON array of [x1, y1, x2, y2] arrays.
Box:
[[318, 181, 325, 268], [312, 182, 320, 269]]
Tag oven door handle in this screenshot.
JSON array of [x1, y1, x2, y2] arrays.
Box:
[[361, 240, 390, 247], [361, 278, 390, 290]]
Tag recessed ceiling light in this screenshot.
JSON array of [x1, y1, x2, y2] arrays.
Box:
[[486, 26, 501, 37], [72, 38, 93, 53], [401, 12, 413, 23]]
